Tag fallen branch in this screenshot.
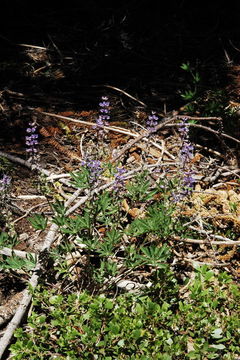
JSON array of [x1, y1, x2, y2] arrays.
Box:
[[0, 150, 74, 188], [182, 258, 230, 267], [176, 115, 222, 121], [91, 84, 147, 107], [165, 123, 240, 144], [0, 247, 36, 260], [33, 109, 174, 159], [188, 226, 240, 243], [172, 235, 240, 246], [110, 115, 176, 163]]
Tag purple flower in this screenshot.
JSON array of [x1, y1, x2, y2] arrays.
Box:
[[82, 159, 102, 185], [0, 175, 11, 191], [183, 170, 195, 189], [93, 96, 110, 131], [180, 141, 194, 166], [178, 117, 189, 138], [113, 167, 126, 191], [172, 118, 195, 201], [146, 111, 159, 132], [26, 120, 39, 163]]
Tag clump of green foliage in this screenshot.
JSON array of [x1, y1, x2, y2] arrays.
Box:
[[179, 62, 229, 117], [10, 267, 240, 359]]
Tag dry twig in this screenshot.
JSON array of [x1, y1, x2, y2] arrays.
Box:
[[172, 235, 240, 246]]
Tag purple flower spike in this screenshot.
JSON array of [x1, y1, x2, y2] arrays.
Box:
[[183, 170, 195, 188], [0, 175, 11, 191], [178, 117, 190, 138], [26, 119, 39, 164], [113, 167, 126, 191], [82, 159, 103, 185], [172, 117, 195, 201], [93, 96, 111, 131], [146, 111, 159, 132]]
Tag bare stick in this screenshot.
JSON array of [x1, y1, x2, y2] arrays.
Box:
[[110, 115, 176, 163], [165, 123, 240, 144], [176, 115, 222, 121], [13, 201, 49, 224], [33, 109, 137, 136], [0, 151, 73, 188], [188, 226, 240, 242], [172, 235, 240, 246], [32, 109, 174, 159], [18, 43, 47, 50], [0, 247, 37, 260], [183, 258, 230, 267], [91, 84, 147, 107]]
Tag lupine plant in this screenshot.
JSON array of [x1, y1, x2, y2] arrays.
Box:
[[93, 95, 110, 131], [113, 166, 126, 192], [0, 174, 11, 200], [81, 158, 103, 187], [146, 111, 159, 132], [25, 119, 39, 165], [173, 117, 195, 202], [0, 174, 11, 225]]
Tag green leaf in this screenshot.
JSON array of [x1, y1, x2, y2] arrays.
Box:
[[49, 295, 63, 305], [0, 232, 10, 247], [180, 89, 196, 101], [117, 339, 125, 347], [70, 169, 89, 189], [135, 303, 144, 315], [28, 214, 47, 230], [132, 329, 142, 339], [104, 229, 122, 244], [166, 337, 173, 345], [211, 328, 223, 339], [109, 323, 120, 335], [105, 300, 114, 310], [210, 344, 225, 350], [0, 254, 36, 271], [181, 62, 191, 71]]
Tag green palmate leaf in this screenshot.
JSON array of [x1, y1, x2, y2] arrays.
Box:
[[70, 169, 89, 189], [61, 212, 91, 234], [104, 228, 122, 244], [193, 72, 201, 83], [51, 200, 66, 218], [126, 170, 157, 203], [95, 191, 119, 223], [180, 90, 196, 100], [0, 253, 36, 271], [97, 241, 114, 257], [28, 214, 48, 230], [140, 244, 170, 267], [181, 62, 191, 71], [127, 202, 175, 238], [0, 232, 18, 248], [0, 232, 9, 247]]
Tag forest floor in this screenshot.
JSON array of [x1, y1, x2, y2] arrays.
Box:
[[0, 25, 240, 359]]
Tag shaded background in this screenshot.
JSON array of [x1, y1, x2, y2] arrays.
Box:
[[0, 0, 240, 109]]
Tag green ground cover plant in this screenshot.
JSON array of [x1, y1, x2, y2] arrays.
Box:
[[10, 268, 240, 359]]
